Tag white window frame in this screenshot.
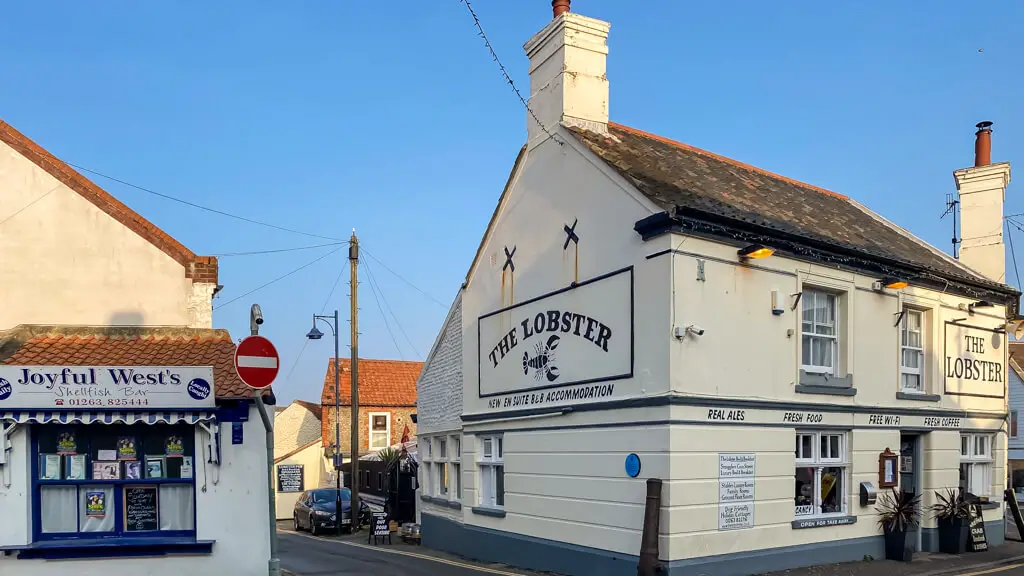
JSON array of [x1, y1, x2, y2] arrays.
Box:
[[900, 308, 925, 392], [801, 289, 839, 375], [960, 433, 994, 497], [420, 437, 431, 496], [436, 437, 448, 497], [368, 412, 391, 451], [451, 435, 462, 501], [478, 435, 504, 510], [794, 431, 848, 519]]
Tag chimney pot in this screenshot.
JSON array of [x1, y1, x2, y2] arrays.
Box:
[[975, 120, 993, 167], [552, 0, 570, 18]]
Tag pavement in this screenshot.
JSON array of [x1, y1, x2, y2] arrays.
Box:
[[761, 516, 1024, 576], [278, 516, 1024, 576], [276, 520, 543, 576]]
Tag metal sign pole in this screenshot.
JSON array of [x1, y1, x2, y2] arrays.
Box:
[[251, 304, 281, 576]]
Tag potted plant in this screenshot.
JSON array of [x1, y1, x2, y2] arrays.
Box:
[[876, 488, 921, 562], [930, 487, 971, 554]]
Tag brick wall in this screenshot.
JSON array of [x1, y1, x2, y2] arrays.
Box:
[[321, 406, 417, 456], [416, 293, 463, 435]]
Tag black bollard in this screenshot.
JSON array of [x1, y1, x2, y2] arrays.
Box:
[[638, 478, 663, 576]]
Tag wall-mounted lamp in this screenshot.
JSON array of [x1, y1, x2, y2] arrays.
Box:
[[738, 244, 774, 260], [872, 277, 908, 291]]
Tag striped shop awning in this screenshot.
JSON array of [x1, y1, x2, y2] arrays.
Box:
[[0, 410, 216, 425]]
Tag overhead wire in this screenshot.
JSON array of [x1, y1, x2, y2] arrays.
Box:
[[362, 260, 404, 360], [210, 241, 347, 257], [363, 257, 422, 359], [281, 254, 349, 388], [457, 0, 563, 146], [1006, 219, 1023, 288], [361, 246, 447, 308], [68, 163, 344, 242], [0, 184, 61, 227], [213, 245, 344, 310]]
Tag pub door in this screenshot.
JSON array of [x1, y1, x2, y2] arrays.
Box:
[[900, 433, 921, 552]]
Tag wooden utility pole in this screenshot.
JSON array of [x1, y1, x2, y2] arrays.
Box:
[[348, 230, 361, 526]]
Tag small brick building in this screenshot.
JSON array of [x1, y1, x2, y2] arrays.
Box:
[[320, 359, 421, 458]]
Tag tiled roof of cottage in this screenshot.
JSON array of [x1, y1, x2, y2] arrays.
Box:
[[569, 123, 1014, 294], [0, 120, 218, 283], [320, 358, 421, 407], [0, 325, 269, 401], [292, 399, 323, 421]]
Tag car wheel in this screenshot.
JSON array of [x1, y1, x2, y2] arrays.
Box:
[[310, 515, 317, 536], [293, 514, 300, 531]]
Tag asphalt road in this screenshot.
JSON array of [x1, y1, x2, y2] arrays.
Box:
[[278, 529, 519, 576]]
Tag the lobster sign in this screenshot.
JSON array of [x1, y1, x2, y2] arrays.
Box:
[[478, 267, 634, 402]]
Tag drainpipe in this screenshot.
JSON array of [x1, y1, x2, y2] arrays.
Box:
[[638, 478, 664, 575]]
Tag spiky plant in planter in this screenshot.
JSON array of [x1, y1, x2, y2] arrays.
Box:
[[876, 488, 922, 562], [930, 487, 971, 554]]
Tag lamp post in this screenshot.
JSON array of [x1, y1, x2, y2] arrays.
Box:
[[306, 311, 343, 534]]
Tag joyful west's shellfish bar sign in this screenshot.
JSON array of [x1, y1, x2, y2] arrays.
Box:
[[478, 267, 634, 410], [0, 366, 216, 409]]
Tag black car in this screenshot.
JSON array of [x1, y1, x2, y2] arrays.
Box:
[[293, 488, 352, 535]]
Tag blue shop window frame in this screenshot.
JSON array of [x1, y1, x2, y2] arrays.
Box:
[[30, 423, 199, 542]]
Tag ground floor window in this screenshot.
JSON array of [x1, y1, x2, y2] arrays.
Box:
[[33, 422, 196, 539], [478, 435, 504, 509], [794, 431, 847, 517], [960, 433, 993, 497]]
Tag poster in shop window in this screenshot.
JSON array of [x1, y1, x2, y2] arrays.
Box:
[[86, 491, 106, 518], [56, 431, 76, 455], [165, 435, 184, 457], [118, 437, 137, 461], [477, 267, 633, 405], [944, 322, 1005, 399]]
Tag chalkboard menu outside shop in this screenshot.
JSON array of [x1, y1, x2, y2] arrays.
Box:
[[969, 504, 989, 552], [124, 486, 159, 532], [277, 465, 304, 493], [369, 512, 391, 545]]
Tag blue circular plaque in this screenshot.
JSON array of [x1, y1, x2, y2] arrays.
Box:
[[625, 453, 641, 478], [0, 377, 10, 401]]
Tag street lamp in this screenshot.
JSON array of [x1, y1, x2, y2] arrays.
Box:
[[307, 311, 344, 534]]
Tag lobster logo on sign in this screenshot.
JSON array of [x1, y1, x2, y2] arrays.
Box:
[[523, 335, 560, 382]]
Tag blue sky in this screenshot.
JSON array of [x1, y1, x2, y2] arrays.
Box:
[[2, 1, 1021, 405]]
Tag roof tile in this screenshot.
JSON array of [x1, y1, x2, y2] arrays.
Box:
[[320, 359, 421, 407], [570, 123, 1007, 290]]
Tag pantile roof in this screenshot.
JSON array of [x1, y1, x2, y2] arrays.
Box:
[[0, 120, 218, 283], [292, 399, 323, 421], [569, 123, 1017, 301], [320, 358, 421, 407], [0, 325, 270, 401]]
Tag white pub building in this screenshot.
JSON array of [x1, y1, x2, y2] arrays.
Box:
[[414, 2, 1019, 575]]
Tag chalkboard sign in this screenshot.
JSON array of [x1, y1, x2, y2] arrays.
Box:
[[277, 465, 304, 493], [369, 512, 391, 544], [124, 486, 159, 532], [969, 503, 989, 552]]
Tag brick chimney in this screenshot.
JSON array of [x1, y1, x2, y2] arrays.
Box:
[[523, 0, 610, 149], [954, 121, 1012, 283]]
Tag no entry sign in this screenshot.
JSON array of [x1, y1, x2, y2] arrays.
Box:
[[234, 335, 280, 390]]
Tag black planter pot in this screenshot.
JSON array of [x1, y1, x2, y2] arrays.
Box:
[[884, 528, 913, 562], [938, 517, 969, 555]]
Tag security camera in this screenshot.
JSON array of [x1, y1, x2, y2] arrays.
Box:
[[251, 304, 264, 325], [685, 324, 705, 337]]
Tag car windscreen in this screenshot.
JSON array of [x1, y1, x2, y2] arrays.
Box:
[[312, 490, 350, 503]]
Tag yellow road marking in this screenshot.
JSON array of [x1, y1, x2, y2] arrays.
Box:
[[958, 562, 1024, 576], [280, 528, 525, 575]]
